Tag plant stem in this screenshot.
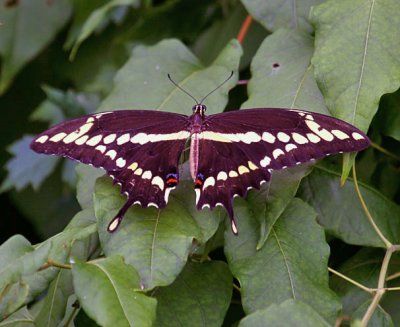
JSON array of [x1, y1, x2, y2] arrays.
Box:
[[352, 165, 392, 248], [361, 245, 400, 326], [237, 15, 252, 44], [371, 142, 400, 161], [328, 267, 373, 293]]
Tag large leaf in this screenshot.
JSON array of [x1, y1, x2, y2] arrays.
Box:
[[76, 165, 105, 209], [246, 164, 312, 250], [71, 256, 157, 327], [70, 0, 140, 59], [99, 38, 242, 114], [330, 248, 396, 326], [0, 136, 59, 192], [0, 0, 72, 93], [310, 0, 400, 132], [299, 166, 400, 247], [239, 299, 330, 327], [373, 90, 400, 142], [94, 177, 202, 290], [0, 236, 51, 319], [241, 0, 324, 33], [0, 306, 34, 326], [34, 270, 74, 327], [224, 198, 341, 323], [154, 261, 232, 327], [242, 29, 329, 115]]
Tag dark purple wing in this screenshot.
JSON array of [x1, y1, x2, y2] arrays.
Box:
[[31, 110, 190, 231], [195, 108, 370, 233]]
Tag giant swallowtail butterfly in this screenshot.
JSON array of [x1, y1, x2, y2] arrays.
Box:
[[31, 77, 370, 234]]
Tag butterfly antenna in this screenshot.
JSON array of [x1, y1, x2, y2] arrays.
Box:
[[199, 70, 234, 104], [167, 73, 199, 105]]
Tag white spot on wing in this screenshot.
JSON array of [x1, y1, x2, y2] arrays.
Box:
[[292, 132, 308, 144], [86, 135, 102, 146], [49, 133, 67, 142], [164, 187, 174, 204], [36, 135, 49, 143], [238, 165, 250, 175], [104, 134, 117, 144], [151, 176, 164, 190], [285, 143, 297, 152], [128, 162, 138, 171], [352, 132, 364, 140], [305, 114, 314, 120], [63, 122, 94, 144], [331, 130, 349, 140], [195, 188, 201, 205], [203, 177, 215, 190], [131, 131, 190, 144], [134, 168, 143, 175], [116, 158, 126, 168], [117, 133, 130, 145], [148, 202, 158, 208], [142, 170, 152, 180], [95, 145, 106, 153], [217, 171, 228, 181], [105, 149, 117, 160], [229, 170, 238, 178], [272, 149, 285, 159], [262, 132, 276, 143], [307, 133, 321, 143], [305, 120, 334, 141], [75, 135, 89, 145], [277, 132, 290, 143], [260, 156, 271, 167]]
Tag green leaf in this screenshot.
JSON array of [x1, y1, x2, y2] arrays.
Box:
[[46, 208, 98, 263], [70, 0, 140, 59], [154, 261, 232, 327], [0, 236, 51, 319], [193, 3, 268, 68], [34, 270, 74, 327], [0, 306, 34, 326], [94, 177, 202, 290], [76, 164, 105, 209], [225, 198, 341, 323], [241, 0, 324, 33], [0, 136, 59, 192], [99, 38, 242, 114], [242, 29, 329, 115], [0, 0, 72, 93], [64, 0, 109, 49], [71, 256, 157, 327], [330, 248, 395, 326], [298, 166, 400, 247], [310, 0, 400, 132], [248, 164, 312, 250], [373, 90, 400, 141], [239, 299, 330, 327], [0, 236, 50, 291]]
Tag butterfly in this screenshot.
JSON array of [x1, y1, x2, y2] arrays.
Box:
[[30, 77, 370, 235]]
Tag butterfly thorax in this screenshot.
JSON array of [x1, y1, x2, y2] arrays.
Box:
[[189, 105, 207, 182]]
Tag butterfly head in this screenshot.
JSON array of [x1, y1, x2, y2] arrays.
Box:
[[192, 104, 207, 116]]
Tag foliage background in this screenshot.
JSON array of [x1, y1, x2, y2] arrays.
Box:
[[0, 0, 400, 326]]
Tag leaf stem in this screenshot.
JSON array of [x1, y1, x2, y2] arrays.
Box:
[[386, 271, 400, 282], [352, 165, 392, 248], [39, 259, 72, 271], [328, 267, 373, 293], [237, 15, 253, 44], [371, 142, 400, 161], [361, 245, 400, 326]]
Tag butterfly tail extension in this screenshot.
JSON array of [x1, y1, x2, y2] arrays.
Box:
[[107, 197, 135, 232]]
